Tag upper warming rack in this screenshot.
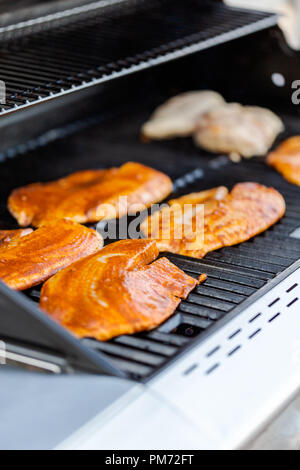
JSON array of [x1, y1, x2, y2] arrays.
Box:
[[0, 0, 277, 116]]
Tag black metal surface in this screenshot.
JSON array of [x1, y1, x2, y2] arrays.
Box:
[[0, 0, 276, 114], [0, 101, 299, 380]]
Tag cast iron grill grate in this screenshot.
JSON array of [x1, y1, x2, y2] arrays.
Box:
[[97, 175, 300, 379], [21, 159, 300, 380], [1, 103, 299, 380], [0, 0, 276, 115]]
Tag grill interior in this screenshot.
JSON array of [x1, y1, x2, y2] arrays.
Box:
[[1, 101, 300, 380], [0, 0, 298, 380], [0, 0, 276, 115]]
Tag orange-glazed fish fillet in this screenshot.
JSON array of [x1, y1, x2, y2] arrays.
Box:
[[0, 219, 103, 290], [267, 136, 300, 186], [0, 228, 33, 246], [8, 162, 173, 227], [140, 183, 285, 258], [39, 239, 202, 341]]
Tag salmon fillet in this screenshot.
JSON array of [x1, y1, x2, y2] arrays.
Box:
[[140, 183, 285, 258], [0, 219, 103, 290], [8, 162, 173, 227], [39, 239, 202, 341], [267, 136, 300, 186], [141, 90, 225, 139], [0, 228, 33, 246]]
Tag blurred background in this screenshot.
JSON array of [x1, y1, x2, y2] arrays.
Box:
[[227, 0, 300, 49]]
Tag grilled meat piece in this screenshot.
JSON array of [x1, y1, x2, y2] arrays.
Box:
[[140, 183, 285, 258], [267, 136, 300, 186], [0, 219, 103, 290], [141, 90, 225, 139], [8, 162, 172, 227], [140, 186, 228, 253], [0, 228, 32, 246], [39, 239, 202, 341], [194, 103, 284, 158], [167, 186, 228, 210]]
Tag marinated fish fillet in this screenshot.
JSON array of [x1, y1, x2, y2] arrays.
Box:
[[0, 219, 103, 290], [8, 162, 172, 227], [141, 186, 229, 252], [167, 186, 228, 209], [194, 103, 284, 158], [0, 228, 32, 246], [267, 136, 300, 186], [39, 239, 202, 341], [141, 90, 225, 139], [140, 183, 285, 258]]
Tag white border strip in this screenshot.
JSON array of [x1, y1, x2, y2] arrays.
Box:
[[0, 14, 277, 116]]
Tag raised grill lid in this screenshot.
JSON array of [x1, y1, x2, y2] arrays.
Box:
[[0, 0, 277, 115]]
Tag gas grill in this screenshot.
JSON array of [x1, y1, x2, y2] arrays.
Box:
[[1, 0, 300, 450]]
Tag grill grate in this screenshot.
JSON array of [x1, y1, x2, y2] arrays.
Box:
[[0, 0, 276, 115], [21, 159, 300, 379], [1, 106, 300, 380], [76, 161, 300, 379]]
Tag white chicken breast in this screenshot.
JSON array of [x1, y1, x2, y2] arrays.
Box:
[[193, 103, 284, 159], [141, 90, 225, 139]]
